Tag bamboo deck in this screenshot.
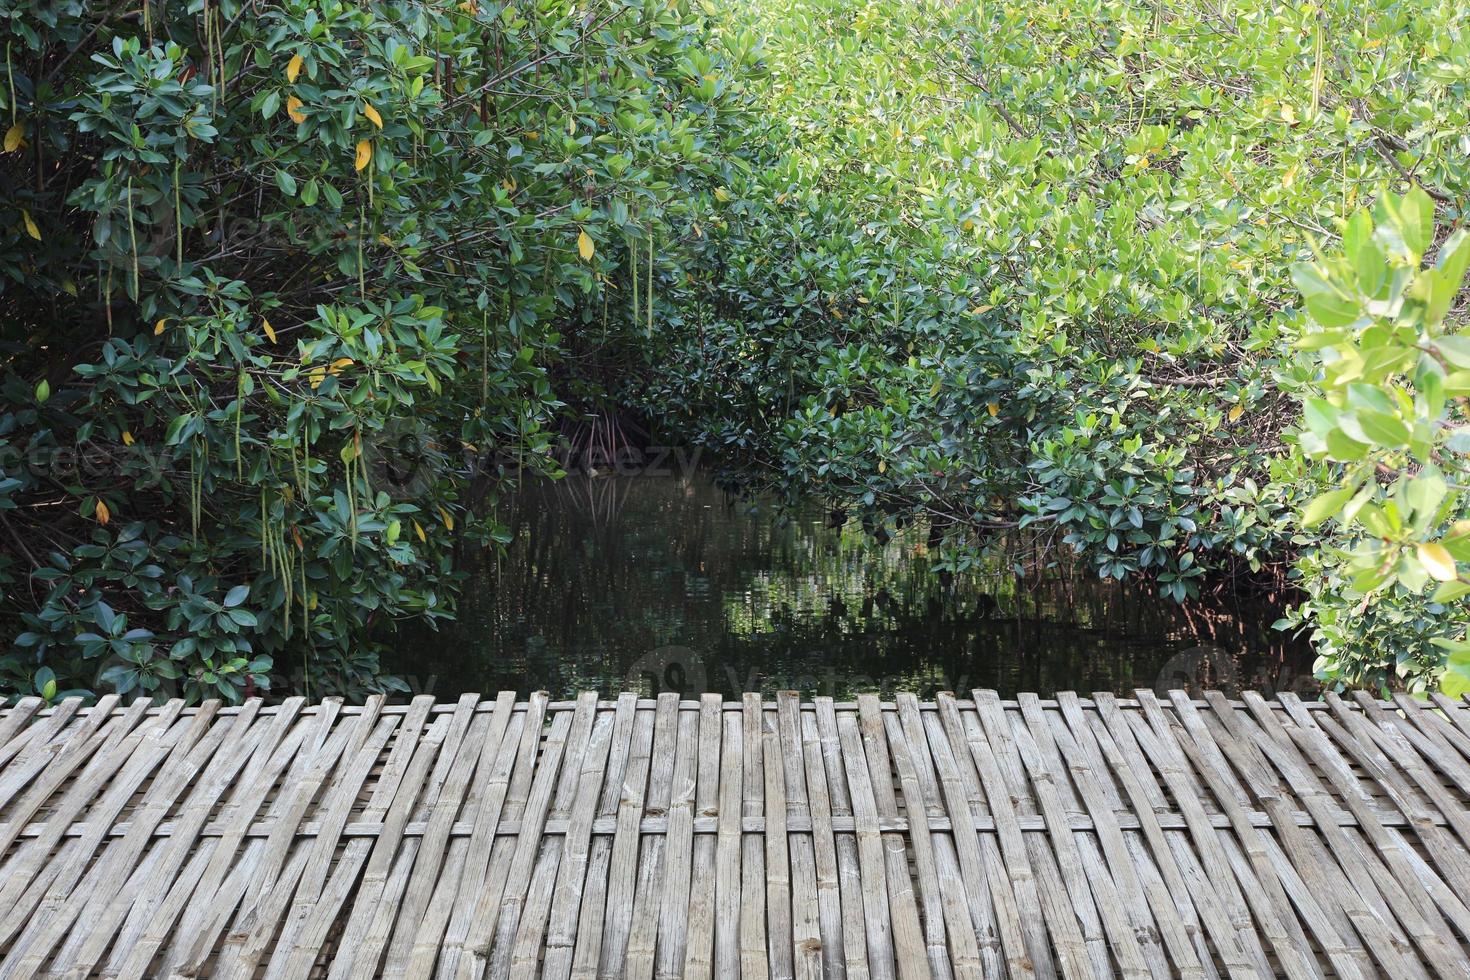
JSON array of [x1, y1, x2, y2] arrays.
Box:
[[2, 690, 1470, 978]]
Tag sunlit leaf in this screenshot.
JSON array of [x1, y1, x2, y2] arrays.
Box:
[[1418, 542, 1459, 582]]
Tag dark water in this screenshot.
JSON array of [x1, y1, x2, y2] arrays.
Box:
[[387, 472, 1311, 700]]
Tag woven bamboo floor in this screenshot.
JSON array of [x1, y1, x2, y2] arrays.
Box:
[[3, 689, 1470, 978]]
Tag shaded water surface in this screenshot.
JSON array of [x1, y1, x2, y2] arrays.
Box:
[[387, 473, 1311, 699]]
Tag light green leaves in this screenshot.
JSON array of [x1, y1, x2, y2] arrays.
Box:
[[1436, 335, 1470, 370], [1375, 185, 1436, 262], [1289, 190, 1470, 694], [1302, 487, 1354, 528], [1437, 638, 1470, 698], [1299, 487, 1352, 528], [1291, 261, 1362, 328]]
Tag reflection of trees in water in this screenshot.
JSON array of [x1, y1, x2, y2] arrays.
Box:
[[389, 474, 1307, 699]]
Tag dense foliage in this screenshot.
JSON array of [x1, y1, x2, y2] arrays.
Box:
[[3, 0, 1467, 703], [631, 0, 1470, 690], [1, 0, 758, 701]]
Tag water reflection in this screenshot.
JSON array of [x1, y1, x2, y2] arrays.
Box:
[[386, 472, 1311, 699]]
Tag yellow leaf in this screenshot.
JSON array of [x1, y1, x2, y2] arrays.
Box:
[[154, 318, 168, 335], [3, 121, 22, 153], [1281, 163, 1299, 188], [286, 96, 307, 124], [308, 366, 327, 388], [439, 506, 454, 531], [354, 139, 372, 172], [21, 209, 39, 241], [1228, 403, 1244, 422], [286, 54, 304, 83], [262, 317, 277, 343], [970, 305, 994, 316], [987, 402, 1000, 417], [329, 357, 354, 373], [878, 459, 887, 474], [122, 431, 135, 446], [363, 101, 383, 130], [1419, 542, 1459, 582], [577, 229, 595, 261], [95, 500, 111, 525], [714, 187, 730, 202], [414, 520, 427, 542]]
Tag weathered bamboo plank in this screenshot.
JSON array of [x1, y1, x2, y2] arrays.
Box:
[[815, 697, 870, 980], [678, 693, 722, 980], [739, 694, 769, 979]]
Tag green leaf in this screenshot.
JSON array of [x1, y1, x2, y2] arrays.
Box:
[[1432, 580, 1470, 602], [163, 412, 194, 445], [1301, 487, 1353, 528], [1379, 186, 1435, 259], [1436, 638, 1470, 699], [1355, 410, 1411, 448], [1433, 229, 1470, 288], [1403, 469, 1447, 521], [1436, 336, 1470, 370]]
